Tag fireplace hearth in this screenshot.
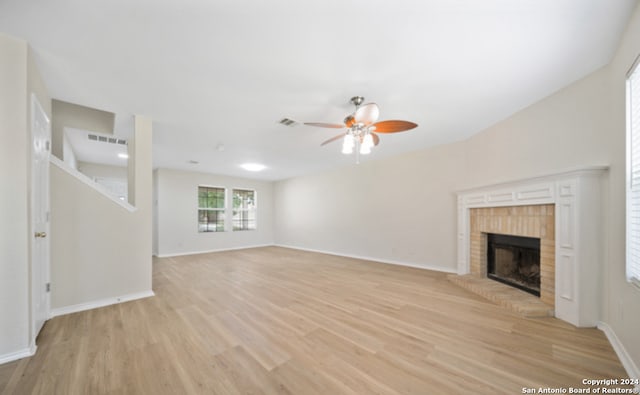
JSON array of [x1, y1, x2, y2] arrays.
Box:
[[487, 233, 541, 296]]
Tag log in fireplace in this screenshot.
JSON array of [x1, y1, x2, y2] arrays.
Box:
[[487, 233, 541, 296]]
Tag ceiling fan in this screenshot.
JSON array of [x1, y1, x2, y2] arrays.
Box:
[[304, 96, 418, 158]]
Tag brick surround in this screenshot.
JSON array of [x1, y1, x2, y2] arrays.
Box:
[[469, 204, 555, 306]]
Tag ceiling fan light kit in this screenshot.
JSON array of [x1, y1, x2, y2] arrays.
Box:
[[342, 133, 355, 154], [303, 96, 418, 163]]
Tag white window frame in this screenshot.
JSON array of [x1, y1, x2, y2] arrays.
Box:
[[198, 185, 226, 233], [232, 188, 257, 231], [626, 54, 640, 288]]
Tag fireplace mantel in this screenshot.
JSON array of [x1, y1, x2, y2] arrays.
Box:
[[456, 166, 608, 327]]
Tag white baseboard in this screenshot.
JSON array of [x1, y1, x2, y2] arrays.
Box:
[[50, 290, 155, 318], [275, 244, 458, 274], [156, 244, 457, 274], [597, 321, 640, 385], [155, 243, 275, 258], [0, 345, 36, 365]]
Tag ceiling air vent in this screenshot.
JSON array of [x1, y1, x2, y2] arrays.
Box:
[[88, 133, 127, 145], [279, 118, 298, 127]]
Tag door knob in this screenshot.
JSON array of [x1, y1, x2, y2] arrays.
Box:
[[35, 232, 47, 238]]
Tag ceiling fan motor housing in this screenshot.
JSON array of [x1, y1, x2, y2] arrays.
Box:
[[350, 96, 365, 107]]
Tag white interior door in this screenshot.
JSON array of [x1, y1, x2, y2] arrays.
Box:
[[31, 94, 51, 339]]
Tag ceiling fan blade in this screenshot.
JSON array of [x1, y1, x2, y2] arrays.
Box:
[[354, 103, 379, 125], [371, 132, 380, 146], [320, 133, 346, 146], [304, 122, 345, 129], [372, 120, 418, 133]]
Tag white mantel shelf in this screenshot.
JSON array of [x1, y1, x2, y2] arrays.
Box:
[[456, 166, 609, 327]]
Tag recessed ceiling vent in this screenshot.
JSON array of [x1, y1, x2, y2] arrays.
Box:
[[88, 133, 127, 145], [279, 118, 298, 127]]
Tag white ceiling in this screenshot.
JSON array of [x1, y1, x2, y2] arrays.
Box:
[[1, 0, 636, 180]]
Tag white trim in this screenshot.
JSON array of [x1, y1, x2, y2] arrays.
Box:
[[0, 345, 36, 365], [597, 321, 640, 387], [50, 290, 155, 317], [275, 244, 458, 274], [30, 93, 51, 352], [627, 61, 640, 287], [627, 53, 640, 77], [457, 165, 609, 195], [50, 156, 137, 212], [155, 243, 275, 258]]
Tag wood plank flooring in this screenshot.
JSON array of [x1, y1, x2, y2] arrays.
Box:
[[0, 246, 631, 394]]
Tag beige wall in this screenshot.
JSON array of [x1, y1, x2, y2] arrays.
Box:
[[51, 99, 115, 160], [602, 1, 640, 372], [50, 116, 152, 310], [275, 2, 640, 369], [0, 33, 30, 360], [77, 161, 127, 180], [0, 33, 51, 360], [155, 168, 275, 257], [274, 142, 464, 271], [152, 169, 159, 255], [460, 68, 611, 187]]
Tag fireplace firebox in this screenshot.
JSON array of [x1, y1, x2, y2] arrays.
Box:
[[487, 233, 541, 296]]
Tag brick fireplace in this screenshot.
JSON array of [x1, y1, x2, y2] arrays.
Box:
[[456, 167, 607, 327], [469, 204, 555, 307]]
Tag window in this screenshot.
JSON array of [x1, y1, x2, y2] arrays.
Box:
[[627, 55, 640, 287], [233, 189, 256, 231], [198, 186, 225, 232]]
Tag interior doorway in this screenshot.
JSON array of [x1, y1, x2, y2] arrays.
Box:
[[31, 93, 51, 342]]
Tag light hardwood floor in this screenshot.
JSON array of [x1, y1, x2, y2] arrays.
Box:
[[0, 247, 631, 394]]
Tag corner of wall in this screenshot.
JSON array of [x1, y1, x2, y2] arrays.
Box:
[[50, 114, 153, 311]]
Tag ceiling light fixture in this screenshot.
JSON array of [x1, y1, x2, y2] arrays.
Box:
[[117, 153, 129, 159], [340, 125, 374, 162], [338, 97, 379, 163], [300, 96, 418, 164], [240, 163, 266, 172]]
